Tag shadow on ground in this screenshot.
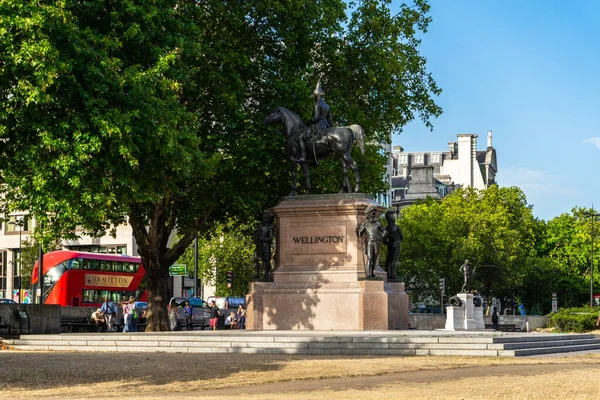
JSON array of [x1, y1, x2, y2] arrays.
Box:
[[0, 351, 381, 391]]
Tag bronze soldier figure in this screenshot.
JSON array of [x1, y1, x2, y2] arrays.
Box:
[[460, 260, 470, 292], [383, 210, 403, 280], [356, 205, 387, 278], [297, 82, 333, 163], [253, 211, 275, 280]]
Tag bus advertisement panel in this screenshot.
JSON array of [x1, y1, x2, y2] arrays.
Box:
[[31, 251, 147, 307]]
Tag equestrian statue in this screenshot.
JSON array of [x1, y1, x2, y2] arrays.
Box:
[[263, 82, 365, 195]]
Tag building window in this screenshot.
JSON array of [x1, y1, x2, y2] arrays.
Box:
[[12, 250, 21, 277], [5, 215, 30, 233], [431, 153, 440, 163], [414, 154, 424, 164]]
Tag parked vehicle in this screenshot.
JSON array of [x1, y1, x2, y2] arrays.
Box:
[[188, 297, 208, 308], [226, 297, 246, 308], [0, 299, 16, 304], [206, 296, 228, 309]]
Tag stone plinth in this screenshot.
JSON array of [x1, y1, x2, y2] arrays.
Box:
[[444, 293, 485, 331], [246, 194, 409, 331]]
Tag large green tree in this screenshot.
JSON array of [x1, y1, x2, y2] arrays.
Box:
[[0, 0, 441, 330], [399, 186, 539, 304], [523, 207, 598, 313]]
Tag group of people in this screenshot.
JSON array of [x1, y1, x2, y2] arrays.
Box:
[[167, 299, 246, 331], [91, 296, 143, 332], [225, 305, 246, 329]]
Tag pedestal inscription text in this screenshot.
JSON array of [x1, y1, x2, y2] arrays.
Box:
[[288, 226, 347, 255], [293, 236, 344, 244]]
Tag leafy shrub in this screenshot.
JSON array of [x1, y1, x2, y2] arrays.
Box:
[[549, 307, 600, 332]]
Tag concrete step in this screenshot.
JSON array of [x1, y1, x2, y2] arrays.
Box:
[[507, 342, 600, 357], [492, 333, 595, 343], [488, 338, 600, 350], [7, 332, 600, 357]]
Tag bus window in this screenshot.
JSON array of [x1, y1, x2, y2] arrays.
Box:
[[69, 258, 82, 270], [43, 262, 68, 299], [113, 262, 123, 272], [98, 260, 111, 271], [83, 259, 98, 270]]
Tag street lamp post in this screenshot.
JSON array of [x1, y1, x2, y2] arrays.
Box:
[[583, 211, 600, 307]]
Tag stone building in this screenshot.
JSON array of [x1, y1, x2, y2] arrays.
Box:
[[390, 131, 497, 209]]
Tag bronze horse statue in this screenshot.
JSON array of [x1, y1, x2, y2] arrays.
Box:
[[263, 107, 365, 195]]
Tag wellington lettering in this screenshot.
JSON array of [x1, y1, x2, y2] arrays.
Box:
[[293, 236, 344, 244]]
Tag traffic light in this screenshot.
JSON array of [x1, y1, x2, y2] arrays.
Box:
[[439, 278, 445, 293], [226, 271, 233, 288]]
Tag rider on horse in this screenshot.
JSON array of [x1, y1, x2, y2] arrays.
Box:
[[296, 82, 333, 163]]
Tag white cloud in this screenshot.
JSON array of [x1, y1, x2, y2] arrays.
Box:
[[497, 167, 575, 197], [582, 137, 600, 150]]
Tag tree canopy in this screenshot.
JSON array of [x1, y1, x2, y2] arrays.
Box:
[[399, 186, 539, 304], [0, 0, 441, 329]]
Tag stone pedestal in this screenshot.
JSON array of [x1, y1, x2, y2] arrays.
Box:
[[444, 293, 485, 331], [473, 304, 485, 329], [246, 194, 409, 331]]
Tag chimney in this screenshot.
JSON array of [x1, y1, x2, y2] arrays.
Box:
[[457, 134, 478, 188], [448, 142, 457, 157], [487, 130, 492, 148]]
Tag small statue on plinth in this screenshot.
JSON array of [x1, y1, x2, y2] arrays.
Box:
[[459, 259, 471, 292], [383, 209, 403, 280], [253, 211, 275, 281], [356, 205, 387, 278]]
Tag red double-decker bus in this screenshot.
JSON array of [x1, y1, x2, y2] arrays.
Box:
[[31, 250, 147, 307]]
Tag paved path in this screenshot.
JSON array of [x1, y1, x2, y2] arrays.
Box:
[[139, 363, 600, 398]]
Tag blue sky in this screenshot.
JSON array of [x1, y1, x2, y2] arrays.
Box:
[[390, 0, 600, 221]]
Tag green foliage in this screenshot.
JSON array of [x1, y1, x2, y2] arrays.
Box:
[[549, 307, 600, 333], [0, 0, 441, 329], [520, 257, 588, 315], [399, 186, 538, 300], [176, 217, 255, 298]]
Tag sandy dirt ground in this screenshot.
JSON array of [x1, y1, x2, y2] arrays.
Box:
[[1, 350, 600, 399]]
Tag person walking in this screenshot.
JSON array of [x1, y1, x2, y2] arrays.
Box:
[[100, 296, 117, 332], [122, 300, 130, 332], [128, 296, 138, 332], [168, 298, 179, 331], [209, 300, 221, 331], [184, 300, 193, 330], [491, 307, 499, 331]]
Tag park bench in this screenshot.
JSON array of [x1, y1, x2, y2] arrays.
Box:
[[61, 317, 96, 333], [485, 323, 521, 332]]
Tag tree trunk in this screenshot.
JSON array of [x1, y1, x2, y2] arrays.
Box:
[[128, 199, 214, 332], [144, 254, 170, 331]]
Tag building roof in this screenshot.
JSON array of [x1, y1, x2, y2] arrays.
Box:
[[391, 176, 409, 188]]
